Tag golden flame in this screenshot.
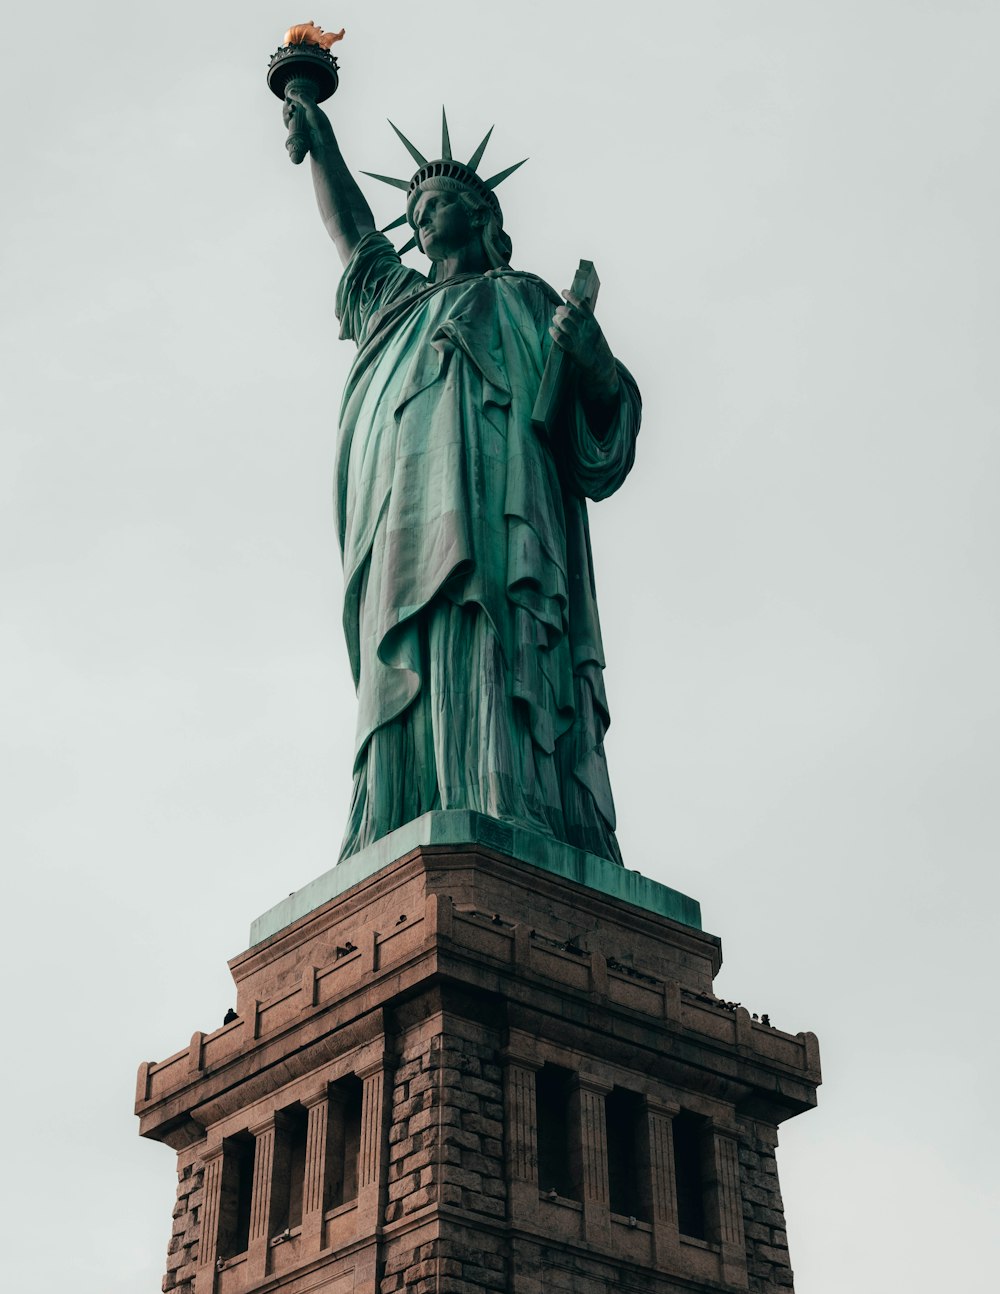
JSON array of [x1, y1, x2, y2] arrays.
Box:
[[283, 21, 345, 50]]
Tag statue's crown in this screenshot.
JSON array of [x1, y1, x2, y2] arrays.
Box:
[[362, 109, 527, 256]]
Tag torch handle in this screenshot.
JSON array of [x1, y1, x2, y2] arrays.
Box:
[[283, 76, 319, 165]]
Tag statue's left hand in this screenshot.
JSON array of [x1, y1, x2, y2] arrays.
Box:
[[550, 290, 620, 403]]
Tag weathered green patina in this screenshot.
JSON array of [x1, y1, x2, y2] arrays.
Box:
[[249, 812, 702, 947], [281, 95, 640, 867]]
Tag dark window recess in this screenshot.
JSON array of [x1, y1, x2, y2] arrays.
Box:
[[218, 1132, 255, 1257], [271, 1104, 309, 1235], [605, 1087, 651, 1220], [673, 1110, 708, 1240], [535, 1064, 580, 1200], [327, 1075, 363, 1210]]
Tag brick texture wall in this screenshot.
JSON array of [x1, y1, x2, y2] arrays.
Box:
[[381, 1024, 508, 1294], [738, 1118, 794, 1292], [163, 1159, 203, 1293], [381, 1237, 508, 1294], [141, 854, 818, 1294]]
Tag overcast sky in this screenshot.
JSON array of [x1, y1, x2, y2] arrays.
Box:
[[3, 2, 998, 1290]]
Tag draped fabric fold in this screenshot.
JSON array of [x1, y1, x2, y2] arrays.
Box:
[[334, 233, 640, 863]]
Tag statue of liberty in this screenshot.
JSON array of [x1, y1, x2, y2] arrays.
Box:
[[280, 89, 641, 865]]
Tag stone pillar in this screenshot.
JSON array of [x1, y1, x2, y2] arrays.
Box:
[[573, 1076, 612, 1245], [647, 1098, 681, 1270], [708, 1121, 748, 1289], [301, 1087, 330, 1252], [247, 1115, 278, 1282], [269, 1113, 294, 1241], [356, 1058, 389, 1232], [194, 1146, 223, 1294], [505, 1055, 540, 1219]]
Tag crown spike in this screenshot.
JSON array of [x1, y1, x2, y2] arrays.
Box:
[[483, 157, 528, 190], [397, 235, 419, 256], [466, 126, 494, 172], [441, 107, 453, 161], [388, 119, 428, 167], [380, 213, 409, 233], [361, 170, 411, 191]]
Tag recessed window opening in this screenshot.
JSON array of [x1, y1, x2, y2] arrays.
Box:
[[535, 1064, 579, 1200], [605, 1086, 650, 1220], [271, 1104, 309, 1234], [327, 1075, 363, 1209], [673, 1110, 708, 1240], [218, 1132, 255, 1257]]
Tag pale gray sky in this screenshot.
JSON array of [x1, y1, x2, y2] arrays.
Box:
[[3, 2, 998, 1290]]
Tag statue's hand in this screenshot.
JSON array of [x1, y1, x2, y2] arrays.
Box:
[[550, 290, 619, 403], [281, 87, 334, 157]]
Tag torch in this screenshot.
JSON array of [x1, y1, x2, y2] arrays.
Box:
[[267, 23, 344, 164]]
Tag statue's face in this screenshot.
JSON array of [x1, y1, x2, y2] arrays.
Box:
[[412, 189, 481, 260]]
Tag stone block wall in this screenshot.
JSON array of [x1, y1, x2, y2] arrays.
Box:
[[738, 1119, 793, 1292], [381, 1016, 508, 1294], [381, 1237, 508, 1294], [163, 1157, 203, 1294], [140, 850, 819, 1294]]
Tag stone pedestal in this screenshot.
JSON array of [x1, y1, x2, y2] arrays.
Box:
[[137, 834, 820, 1294]]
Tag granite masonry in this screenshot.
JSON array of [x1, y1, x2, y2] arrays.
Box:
[[137, 843, 820, 1294]]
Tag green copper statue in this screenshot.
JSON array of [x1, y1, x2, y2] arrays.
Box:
[[279, 81, 641, 866]]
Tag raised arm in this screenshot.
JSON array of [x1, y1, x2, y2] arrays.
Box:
[[282, 89, 377, 266]]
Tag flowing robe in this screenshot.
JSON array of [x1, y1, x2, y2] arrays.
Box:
[[335, 233, 640, 863]]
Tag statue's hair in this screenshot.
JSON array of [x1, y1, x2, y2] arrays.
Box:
[[408, 176, 513, 279]]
